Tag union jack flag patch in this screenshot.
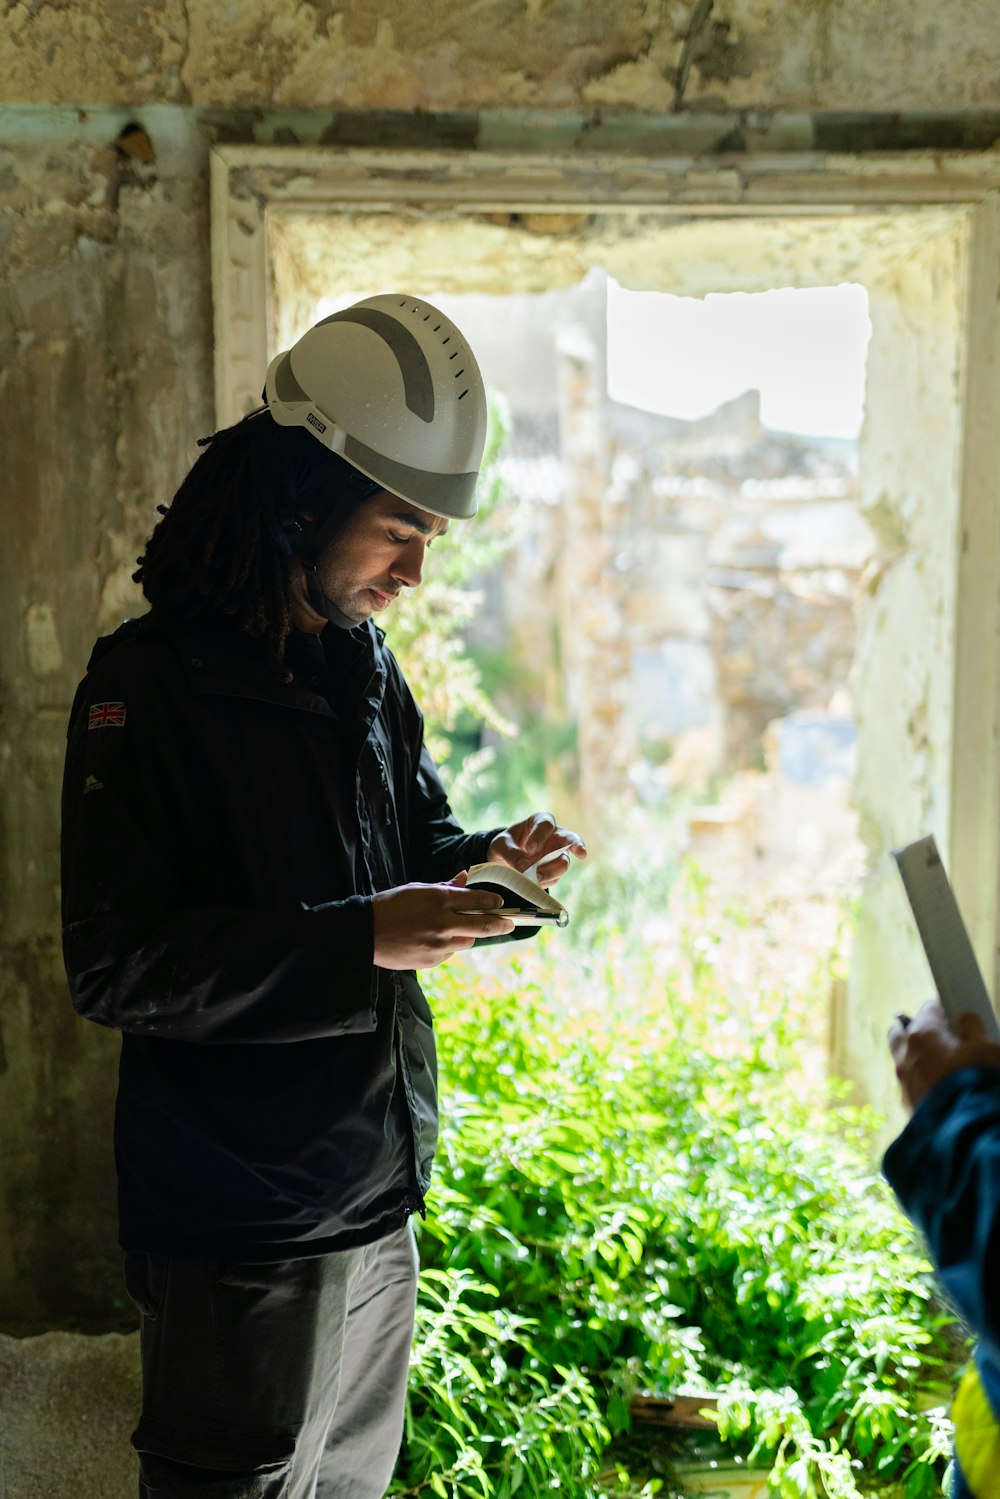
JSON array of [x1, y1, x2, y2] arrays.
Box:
[[88, 701, 126, 730]]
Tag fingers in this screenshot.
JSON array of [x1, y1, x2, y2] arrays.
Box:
[[535, 838, 587, 869], [888, 998, 942, 1068], [447, 887, 505, 913], [372, 883, 514, 970], [534, 851, 570, 887], [498, 812, 558, 864], [911, 996, 948, 1031], [887, 1019, 911, 1066], [530, 836, 587, 886], [889, 997, 945, 1047], [884, 994, 1000, 1112], [953, 1010, 988, 1043], [437, 887, 514, 939], [492, 815, 588, 876], [447, 908, 516, 936], [522, 813, 558, 857]]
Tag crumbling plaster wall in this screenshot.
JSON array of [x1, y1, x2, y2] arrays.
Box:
[[4, 0, 1000, 1332], [1, 107, 213, 1329], [848, 219, 970, 1115], [4, 0, 1000, 113]]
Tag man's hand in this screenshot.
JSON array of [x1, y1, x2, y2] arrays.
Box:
[[372, 877, 515, 970], [488, 812, 587, 889], [889, 998, 1000, 1114]]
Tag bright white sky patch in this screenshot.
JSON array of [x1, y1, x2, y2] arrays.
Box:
[[607, 281, 872, 439]]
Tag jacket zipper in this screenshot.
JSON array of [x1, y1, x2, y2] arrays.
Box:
[[375, 745, 394, 825]]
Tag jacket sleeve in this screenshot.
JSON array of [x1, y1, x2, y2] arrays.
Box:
[[383, 651, 500, 880], [398, 699, 537, 949], [883, 1066, 1000, 1363], [407, 739, 501, 881], [61, 663, 379, 1047]]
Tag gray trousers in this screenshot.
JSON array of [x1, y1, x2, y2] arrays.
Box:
[[124, 1223, 419, 1499]]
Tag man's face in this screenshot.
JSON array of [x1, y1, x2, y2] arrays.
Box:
[[314, 490, 449, 624]]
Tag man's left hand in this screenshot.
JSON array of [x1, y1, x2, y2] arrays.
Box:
[[889, 998, 1000, 1115], [488, 812, 587, 888]]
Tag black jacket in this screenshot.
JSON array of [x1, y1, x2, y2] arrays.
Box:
[[61, 611, 497, 1258]]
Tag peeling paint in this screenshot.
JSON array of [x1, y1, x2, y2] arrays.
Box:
[[24, 603, 64, 677], [3, 0, 1000, 111]]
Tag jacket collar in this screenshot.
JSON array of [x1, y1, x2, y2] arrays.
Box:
[[106, 611, 387, 721]]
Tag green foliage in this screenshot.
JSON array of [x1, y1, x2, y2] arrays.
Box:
[[378, 381, 961, 1498], [390, 879, 966, 1498], [446, 699, 578, 831], [383, 396, 519, 764], [557, 801, 694, 952]]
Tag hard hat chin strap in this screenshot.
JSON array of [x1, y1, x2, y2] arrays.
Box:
[[301, 563, 358, 632], [281, 517, 359, 632]]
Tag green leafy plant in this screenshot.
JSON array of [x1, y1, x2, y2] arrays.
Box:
[[390, 864, 966, 1499], [383, 396, 519, 765]]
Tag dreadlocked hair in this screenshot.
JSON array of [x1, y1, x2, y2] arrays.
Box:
[[133, 414, 296, 680]]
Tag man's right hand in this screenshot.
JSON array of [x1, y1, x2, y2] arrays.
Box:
[[371, 876, 515, 970]]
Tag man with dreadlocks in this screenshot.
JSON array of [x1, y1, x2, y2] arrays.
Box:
[[61, 295, 585, 1499]]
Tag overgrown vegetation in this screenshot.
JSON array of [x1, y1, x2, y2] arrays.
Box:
[[384, 393, 964, 1498], [384, 397, 518, 769], [389, 880, 965, 1499], [385, 392, 579, 827]]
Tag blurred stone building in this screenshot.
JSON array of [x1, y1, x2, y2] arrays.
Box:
[[452, 278, 873, 806]]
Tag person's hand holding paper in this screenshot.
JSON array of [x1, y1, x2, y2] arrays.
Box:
[[889, 999, 1000, 1114], [487, 812, 587, 888]]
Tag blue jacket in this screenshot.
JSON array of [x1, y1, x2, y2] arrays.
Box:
[[61, 611, 498, 1259], [883, 1065, 1000, 1491]]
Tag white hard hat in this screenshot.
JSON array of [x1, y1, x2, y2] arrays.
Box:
[[263, 294, 488, 521]]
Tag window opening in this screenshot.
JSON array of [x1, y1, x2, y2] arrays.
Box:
[[291, 257, 876, 1087]]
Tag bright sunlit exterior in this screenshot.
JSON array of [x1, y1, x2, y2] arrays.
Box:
[[607, 281, 872, 439]]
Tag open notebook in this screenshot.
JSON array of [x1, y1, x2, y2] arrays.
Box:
[[465, 863, 569, 928]]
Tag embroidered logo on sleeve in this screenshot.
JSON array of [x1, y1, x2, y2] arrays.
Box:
[[88, 701, 126, 730]]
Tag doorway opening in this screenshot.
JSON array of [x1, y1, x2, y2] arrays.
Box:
[[252, 192, 984, 1111], [210, 146, 1000, 1487]]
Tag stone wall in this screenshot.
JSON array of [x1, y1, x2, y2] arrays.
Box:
[[4, 0, 1000, 1327], [1, 107, 215, 1328], [847, 217, 972, 1113], [5, 1, 1000, 114], [459, 280, 868, 804]]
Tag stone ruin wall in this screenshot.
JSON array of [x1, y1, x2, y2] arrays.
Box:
[[465, 288, 870, 811]]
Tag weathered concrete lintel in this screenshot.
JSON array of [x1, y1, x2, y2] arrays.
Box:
[[218, 142, 1000, 215], [6, 102, 1000, 161], [129, 105, 1000, 158], [206, 106, 1000, 156]]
